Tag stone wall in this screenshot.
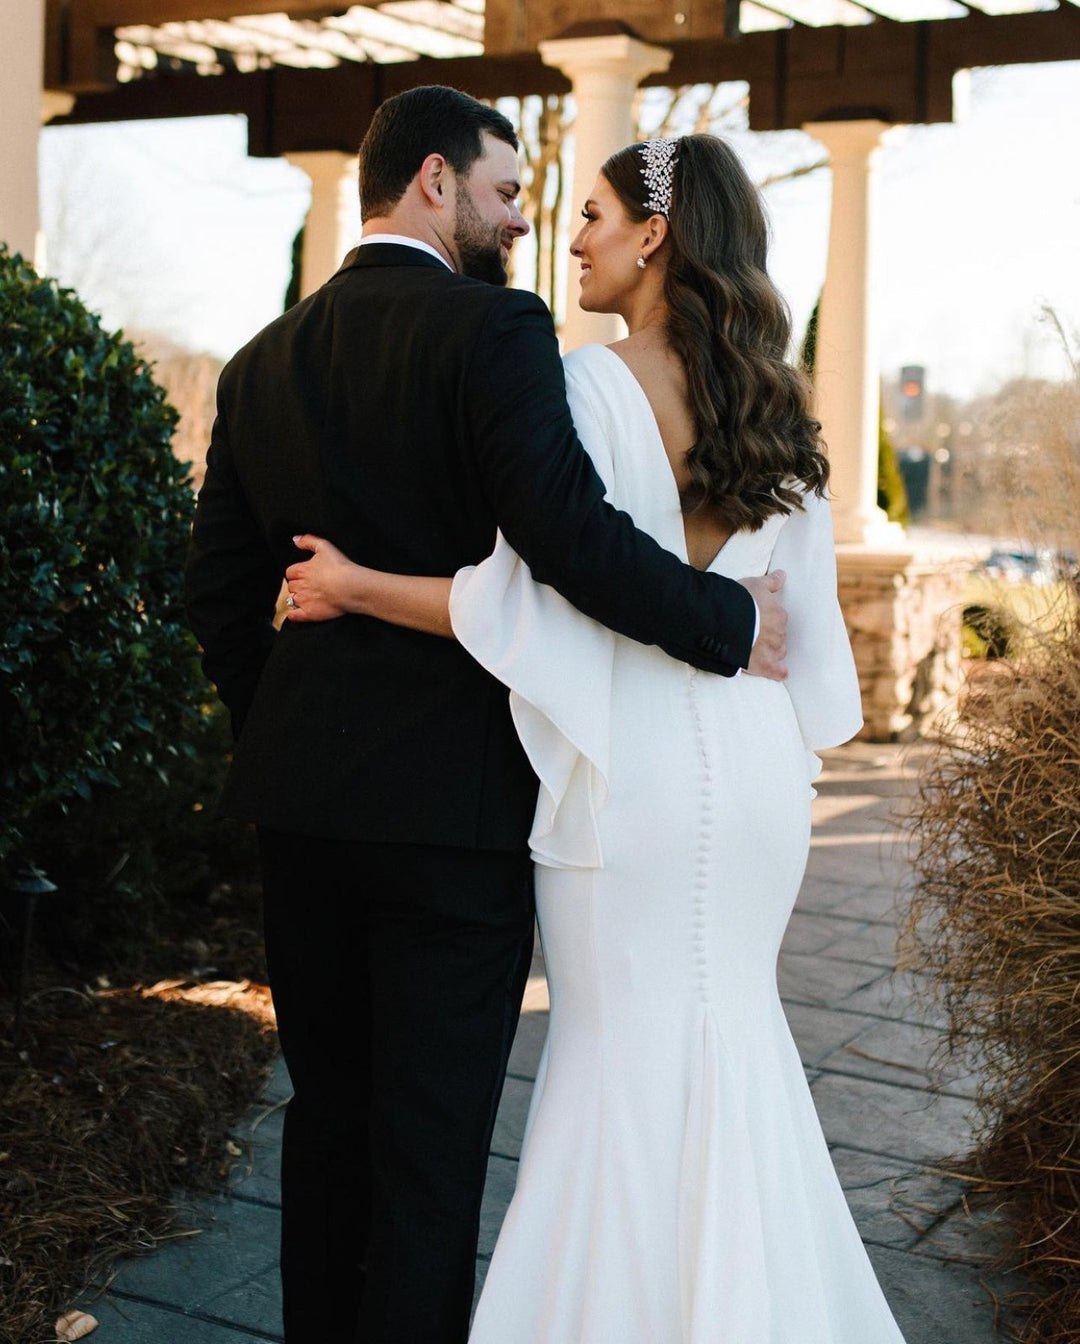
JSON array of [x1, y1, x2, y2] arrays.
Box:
[[836, 547, 965, 741]]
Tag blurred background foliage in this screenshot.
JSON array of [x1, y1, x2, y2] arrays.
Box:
[[800, 295, 910, 527]]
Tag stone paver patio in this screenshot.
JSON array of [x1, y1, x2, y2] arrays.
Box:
[[79, 742, 1009, 1342]]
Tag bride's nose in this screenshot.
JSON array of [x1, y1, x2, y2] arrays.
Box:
[[569, 227, 585, 256]]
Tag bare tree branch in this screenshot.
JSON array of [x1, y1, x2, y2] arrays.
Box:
[[757, 157, 829, 190]]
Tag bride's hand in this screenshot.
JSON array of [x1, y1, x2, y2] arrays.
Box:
[[284, 534, 367, 622]]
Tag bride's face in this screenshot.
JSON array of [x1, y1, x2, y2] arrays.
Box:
[[569, 174, 651, 316]]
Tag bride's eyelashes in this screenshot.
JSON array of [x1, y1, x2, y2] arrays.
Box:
[[581, 208, 597, 222]]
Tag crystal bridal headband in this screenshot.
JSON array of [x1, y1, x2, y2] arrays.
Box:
[[638, 137, 679, 217]]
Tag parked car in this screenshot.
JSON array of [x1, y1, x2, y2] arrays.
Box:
[[982, 548, 1079, 585], [963, 548, 1078, 659]]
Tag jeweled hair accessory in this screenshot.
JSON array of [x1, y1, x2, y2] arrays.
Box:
[[638, 137, 679, 217]]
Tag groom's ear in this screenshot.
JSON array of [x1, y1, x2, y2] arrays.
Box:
[[419, 153, 450, 208]]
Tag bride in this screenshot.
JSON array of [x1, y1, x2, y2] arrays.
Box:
[[284, 133, 907, 1344]]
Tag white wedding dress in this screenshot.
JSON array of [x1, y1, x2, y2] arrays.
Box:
[[450, 345, 907, 1344]]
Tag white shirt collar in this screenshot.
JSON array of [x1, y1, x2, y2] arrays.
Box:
[[358, 233, 453, 271]]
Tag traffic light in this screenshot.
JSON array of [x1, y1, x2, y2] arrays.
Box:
[[900, 365, 925, 422]]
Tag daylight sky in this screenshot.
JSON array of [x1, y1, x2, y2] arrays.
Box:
[[38, 59, 1080, 401]]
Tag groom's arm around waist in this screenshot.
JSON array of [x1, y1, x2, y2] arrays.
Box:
[[465, 289, 755, 676]]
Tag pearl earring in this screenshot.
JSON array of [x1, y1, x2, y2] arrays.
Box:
[[636, 256, 647, 270]]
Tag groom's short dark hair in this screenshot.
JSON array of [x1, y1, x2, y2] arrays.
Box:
[[358, 86, 518, 218]]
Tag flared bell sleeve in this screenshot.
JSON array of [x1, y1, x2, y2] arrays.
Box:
[[769, 489, 863, 765], [449, 368, 618, 869]]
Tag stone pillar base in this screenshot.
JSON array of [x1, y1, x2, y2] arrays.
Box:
[[836, 546, 965, 741]]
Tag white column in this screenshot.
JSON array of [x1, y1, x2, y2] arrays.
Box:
[[1, 0, 46, 261], [804, 120, 903, 547], [35, 92, 76, 273], [540, 31, 671, 350], [284, 151, 360, 299]]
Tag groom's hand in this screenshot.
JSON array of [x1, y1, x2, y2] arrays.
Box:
[[739, 571, 788, 681]]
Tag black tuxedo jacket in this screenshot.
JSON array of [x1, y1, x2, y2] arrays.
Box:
[[185, 244, 756, 850]]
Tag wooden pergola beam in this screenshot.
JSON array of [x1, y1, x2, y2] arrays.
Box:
[[49, 54, 571, 154], [88, 0, 377, 18], [48, 2, 1080, 140], [650, 6, 1080, 128], [49, 0, 394, 91]]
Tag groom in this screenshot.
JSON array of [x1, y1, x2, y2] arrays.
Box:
[[186, 85, 786, 1344]]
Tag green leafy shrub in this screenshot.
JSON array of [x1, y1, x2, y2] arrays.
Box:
[[30, 699, 259, 973], [0, 246, 217, 902]]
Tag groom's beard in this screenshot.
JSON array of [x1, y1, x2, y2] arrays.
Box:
[[454, 186, 509, 287]]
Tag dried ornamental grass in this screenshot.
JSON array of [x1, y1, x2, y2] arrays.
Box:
[[0, 978, 276, 1344], [907, 618, 1080, 1344]]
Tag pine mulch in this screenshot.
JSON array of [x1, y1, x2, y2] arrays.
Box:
[[0, 891, 278, 1344]]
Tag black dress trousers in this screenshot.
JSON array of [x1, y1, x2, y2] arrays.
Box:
[[257, 829, 534, 1344]]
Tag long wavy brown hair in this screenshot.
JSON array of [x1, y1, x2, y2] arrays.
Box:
[[602, 135, 828, 531]]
